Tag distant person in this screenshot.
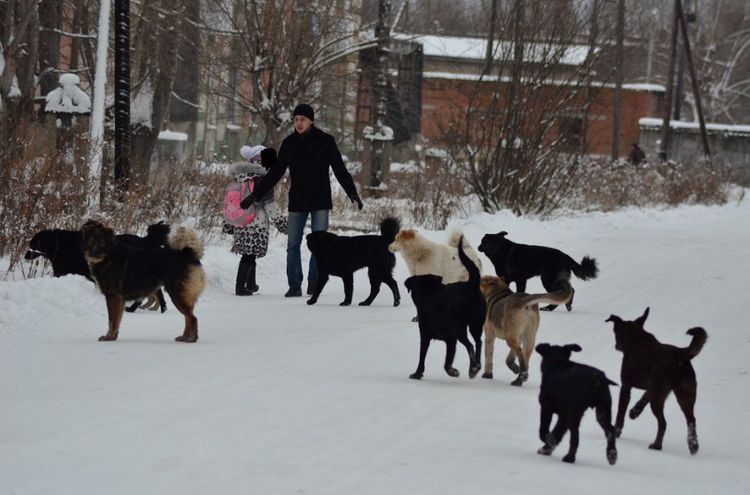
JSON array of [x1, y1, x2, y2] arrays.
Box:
[[628, 143, 646, 165], [240, 103, 363, 297], [223, 145, 288, 296]]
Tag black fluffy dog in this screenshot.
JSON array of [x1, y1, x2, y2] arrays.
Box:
[[536, 343, 618, 465], [478, 231, 598, 311], [405, 238, 485, 380], [81, 220, 206, 343], [305, 218, 401, 306], [25, 223, 171, 312]]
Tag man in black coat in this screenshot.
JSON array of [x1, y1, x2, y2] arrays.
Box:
[[241, 103, 363, 297]]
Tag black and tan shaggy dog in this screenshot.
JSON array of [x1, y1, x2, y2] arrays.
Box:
[[606, 308, 707, 454], [405, 238, 485, 380], [535, 343, 618, 465], [477, 231, 598, 312], [25, 223, 170, 312], [81, 220, 206, 343], [305, 217, 401, 307]]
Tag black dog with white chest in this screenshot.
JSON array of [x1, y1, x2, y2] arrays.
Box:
[[536, 343, 618, 465], [478, 231, 598, 311], [305, 217, 401, 307], [405, 237, 485, 380]]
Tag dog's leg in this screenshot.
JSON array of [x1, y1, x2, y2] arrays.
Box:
[[505, 349, 520, 374], [539, 275, 560, 312], [306, 273, 329, 305], [482, 330, 495, 379], [469, 317, 482, 371], [156, 289, 167, 313], [358, 270, 380, 306], [383, 275, 401, 307], [507, 336, 527, 386], [596, 401, 618, 465], [340, 272, 354, 306], [125, 300, 141, 313], [565, 287, 575, 312], [629, 391, 650, 419], [648, 390, 669, 451], [410, 336, 430, 379], [675, 386, 699, 455], [614, 384, 632, 437], [443, 338, 459, 377], [544, 417, 567, 455], [457, 333, 479, 378], [562, 416, 582, 463], [172, 299, 199, 343], [538, 405, 555, 454], [146, 292, 160, 311], [100, 295, 125, 341]]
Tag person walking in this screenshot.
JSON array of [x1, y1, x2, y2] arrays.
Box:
[[224, 145, 288, 295], [240, 103, 362, 297]]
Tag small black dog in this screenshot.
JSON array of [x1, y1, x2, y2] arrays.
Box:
[[25, 223, 171, 312], [81, 220, 206, 343], [405, 238, 485, 380], [535, 343, 618, 465], [305, 217, 401, 307], [606, 308, 707, 454], [478, 231, 598, 311]]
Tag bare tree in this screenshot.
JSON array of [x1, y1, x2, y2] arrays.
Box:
[[202, 0, 375, 145]]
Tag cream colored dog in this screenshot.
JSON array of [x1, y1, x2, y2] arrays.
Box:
[[388, 229, 482, 282], [479, 275, 572, 386]]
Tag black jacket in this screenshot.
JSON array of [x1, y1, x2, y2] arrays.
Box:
[[252, 126, 359, 212]]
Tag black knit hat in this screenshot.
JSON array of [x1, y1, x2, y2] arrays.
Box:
[[292, 103, 315, 122]]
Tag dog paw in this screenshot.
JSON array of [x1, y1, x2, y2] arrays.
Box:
[[160, 307, 167, 313], [175, 335, 198, 343], [648, 442, 662, 451], [469, 365, 480, 379], [306, 298, 317, 305], [510, 377, 525, 386], [614, 427, 622, 438], [339, 300, 351, 306], [394, 299, 400, 307], [566, 303, 573, 312], [607, 448, 618, 465], [562, 453, 576, 463], [358, 300, 372, 306], [688, 441, 699, 455], [409, 373, 423, 380], [411, 315, 419, 322], [540, 304, 557, 312], [124, 307, 137, 313], [98, 334, 117, 341], [444, 367, 460, 378], [481, 372, 493, 379], [537, 445, 553, 456]]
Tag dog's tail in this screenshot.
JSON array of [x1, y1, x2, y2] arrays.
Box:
[[572, 256, 598, 281], [168, 226, 204, 261], [457, 235, 480, 291], [683, 327, 708, 359], [520, 281, 573, 308], [145, 221, 171, 247], [380, 217, 401, 243]]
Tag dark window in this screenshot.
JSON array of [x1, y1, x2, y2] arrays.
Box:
[[558, 116, 584, 150]]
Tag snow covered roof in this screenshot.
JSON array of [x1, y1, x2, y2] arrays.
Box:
[[423, 71, 665, 92], [639, 118, 750, 136], [158, 130, 189, 141], [393, 32, 592, 66]]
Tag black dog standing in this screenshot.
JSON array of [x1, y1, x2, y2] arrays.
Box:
[[478, 231, 598, 311], [535, 343, 618, 465]]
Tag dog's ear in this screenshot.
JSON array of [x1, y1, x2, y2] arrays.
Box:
[[404, 277, 415, 293], [498, 231, 508, 237], [605, 314, 621, 324], [564, 344, 582, 353], [636, 307, 650, 326], [535, 343, 550, 356]]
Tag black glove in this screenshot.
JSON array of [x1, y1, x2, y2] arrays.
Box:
[[239, 193, 257, 210], [350, 194, 363, 210], [260, 148, 277, 169]]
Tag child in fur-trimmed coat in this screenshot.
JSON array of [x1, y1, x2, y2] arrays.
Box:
[[224, 145, 288, 295]]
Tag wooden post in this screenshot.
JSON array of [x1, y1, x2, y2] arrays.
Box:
[[658, 0, 680, 162]]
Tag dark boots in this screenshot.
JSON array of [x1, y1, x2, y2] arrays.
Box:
[[235, 255, 259, 296]]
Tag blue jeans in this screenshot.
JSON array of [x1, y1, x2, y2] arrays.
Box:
[[287, 210, 329, 288]]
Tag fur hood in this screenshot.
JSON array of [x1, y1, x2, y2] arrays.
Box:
[[230, 162, 267, 182]]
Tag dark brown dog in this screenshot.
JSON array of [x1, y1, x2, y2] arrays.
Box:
[[606, 308, 707, 454], [81, 220, 206, 343]]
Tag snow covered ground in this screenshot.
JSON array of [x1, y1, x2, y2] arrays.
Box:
[[2, 200, 749, 494]]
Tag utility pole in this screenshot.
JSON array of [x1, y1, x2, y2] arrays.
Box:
[[114, 0, 131, 197], [364, 0, 393, 190], [658, 0, 680, 162], [611, 0, 625, 161]]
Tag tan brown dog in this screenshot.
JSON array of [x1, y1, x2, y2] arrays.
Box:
[[479, 275, 572, 385], [81, 220, 206, 343]]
